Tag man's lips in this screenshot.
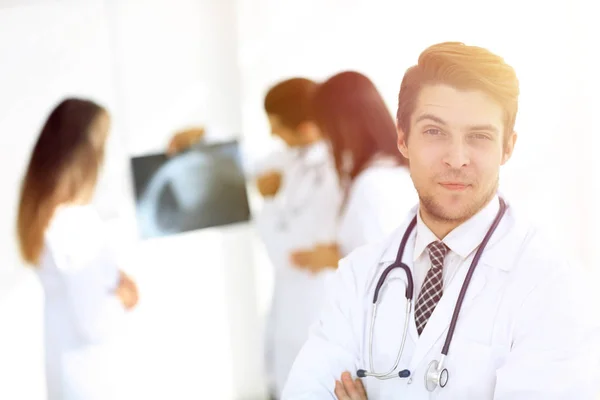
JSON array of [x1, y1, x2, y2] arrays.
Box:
[[439, 182, 470, 190]]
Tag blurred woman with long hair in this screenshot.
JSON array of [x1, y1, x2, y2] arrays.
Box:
[[17, 98, 138, 400], [291, 71, 417, 270]]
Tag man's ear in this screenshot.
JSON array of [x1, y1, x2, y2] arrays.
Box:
[[397, 126, 409, 159], [501, 131, 517, 165]]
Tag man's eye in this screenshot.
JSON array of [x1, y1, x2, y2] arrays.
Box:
[[470, 133, 491, 140]]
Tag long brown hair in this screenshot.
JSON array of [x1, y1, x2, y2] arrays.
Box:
[[17, 98, 109, 265], [312, 71, 407, 181]]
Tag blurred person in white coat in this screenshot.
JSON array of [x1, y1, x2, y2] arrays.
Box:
[[254, 78, 343, 399], [167, 79, 343, 399], [282, 42, 600, 399], [290, 71, 417, 275], [17, 98, 139, 400]]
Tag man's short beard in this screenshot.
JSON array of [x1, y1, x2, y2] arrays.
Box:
[[418, 177, 499, 225]]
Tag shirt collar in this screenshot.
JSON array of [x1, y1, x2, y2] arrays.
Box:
[[290, 140, 329, 167], [412, 194, 501, 262]]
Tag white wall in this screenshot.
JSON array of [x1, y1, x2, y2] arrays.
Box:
[[107, 0, 244, 155], [235, 0, 600, 272], [105, 0, 266, 398], [0, 1, 267, 399]]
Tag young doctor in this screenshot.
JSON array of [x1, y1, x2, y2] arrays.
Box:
[[282, 42, 600, 399], [255, 78, 343, 399], [290, 71, 417, 271], [17, 98, 138, 400]]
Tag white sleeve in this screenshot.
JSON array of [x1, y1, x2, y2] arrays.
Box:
[[70, 246, 125, 344], [46, 238, 125, 343], [251, 149, 290, 265], [281, 257, 364, 399], [341, 171, 414, 252], [341, 189, 386, 251], [312, 164, 343, 244], [254, 197, 287, 267], [493, 266, 600, 399]]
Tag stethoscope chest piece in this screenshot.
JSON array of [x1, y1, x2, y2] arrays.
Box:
[[425, 359, 449, 392]]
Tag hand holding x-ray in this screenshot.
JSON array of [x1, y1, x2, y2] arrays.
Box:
[[166, 127, 206, 156]]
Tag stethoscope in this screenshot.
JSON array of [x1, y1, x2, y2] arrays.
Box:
[[356, 197, 507, 392], [276, 150, 327, 231]]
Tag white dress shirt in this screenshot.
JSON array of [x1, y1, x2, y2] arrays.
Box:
[[413, 196, 501, 299]]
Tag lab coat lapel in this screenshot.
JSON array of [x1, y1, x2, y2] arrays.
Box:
[[409, 265, 487, 369]]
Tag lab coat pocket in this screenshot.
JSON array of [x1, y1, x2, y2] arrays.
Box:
[[438, 338, 497, 399]]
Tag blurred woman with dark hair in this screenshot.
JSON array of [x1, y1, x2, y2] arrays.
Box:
[[17, 98, 138, 400], [291, 71, 417, 271]]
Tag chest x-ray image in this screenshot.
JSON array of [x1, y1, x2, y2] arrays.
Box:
[[131, 140, 251, 239]]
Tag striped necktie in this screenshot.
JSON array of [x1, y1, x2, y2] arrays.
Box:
[[414, 241, 448, 335]]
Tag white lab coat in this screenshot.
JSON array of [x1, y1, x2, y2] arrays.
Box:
[[282, 198, 600, 399], [336, 162, 417, 256], [255, 141, 342, 397], [36, 205, 126, 400]]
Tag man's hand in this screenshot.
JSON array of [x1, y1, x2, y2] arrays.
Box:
[[166, 127, 205, 156], [335, 371, 368, 400], [256, 170, 282, 197], [116, 270, 139, 310], [290, 243, 340, 274]]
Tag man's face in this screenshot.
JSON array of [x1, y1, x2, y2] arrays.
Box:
[[268, 114, 302, 147], [398, 84, 516, 224]]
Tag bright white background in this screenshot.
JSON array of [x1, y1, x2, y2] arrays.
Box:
[[0, 0, 598, 399]]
